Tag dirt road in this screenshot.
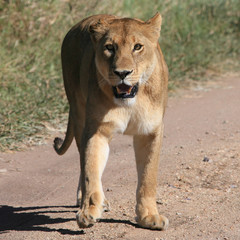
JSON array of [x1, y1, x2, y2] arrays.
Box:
[[0, 75, 239, 240]]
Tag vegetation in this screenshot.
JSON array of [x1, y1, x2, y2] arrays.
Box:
[[0, 0, 239, 151]]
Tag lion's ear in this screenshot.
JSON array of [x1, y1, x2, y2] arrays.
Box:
[[89, 19, 109, 43], [145, 12, 162, 39]]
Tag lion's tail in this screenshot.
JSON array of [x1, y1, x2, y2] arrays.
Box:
[[53, 111, 74, 155]]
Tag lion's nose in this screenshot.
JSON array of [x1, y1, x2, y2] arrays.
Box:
[[113, 70, 133, 80]]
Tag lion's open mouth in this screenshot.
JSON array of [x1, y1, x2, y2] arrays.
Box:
[[112, 83, 139, 99]]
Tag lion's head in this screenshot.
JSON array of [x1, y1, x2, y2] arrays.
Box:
[[89, 13, 162, 105]]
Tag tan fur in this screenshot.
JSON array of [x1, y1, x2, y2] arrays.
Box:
[[54, 13, 169, 230]]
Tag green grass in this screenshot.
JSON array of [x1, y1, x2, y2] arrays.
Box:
[[0, 0, 239, 151]]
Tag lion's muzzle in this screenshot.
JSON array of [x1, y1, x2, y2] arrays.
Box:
[[112, 82, 139, 99]]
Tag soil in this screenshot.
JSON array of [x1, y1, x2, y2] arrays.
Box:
[[0, 74, 239, 240]]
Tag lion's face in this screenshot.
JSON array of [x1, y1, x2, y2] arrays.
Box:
[[90, 14, 162, 104]]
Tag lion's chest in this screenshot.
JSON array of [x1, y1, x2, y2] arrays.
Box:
[[104, 104, 162, 136], [124, 108, 161, 135]]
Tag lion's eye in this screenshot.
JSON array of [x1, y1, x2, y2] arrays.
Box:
[[134, 44, 143, 51], [105, 44, 114, 51]]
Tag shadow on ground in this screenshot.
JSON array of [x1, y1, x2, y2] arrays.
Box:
[[0, 205, 84, 235], [0, 205, 138, 235]]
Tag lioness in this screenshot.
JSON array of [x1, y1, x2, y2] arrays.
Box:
[[54, 13, 169, 230]]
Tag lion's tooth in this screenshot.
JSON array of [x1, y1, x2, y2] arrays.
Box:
[[116, 87, 121, 94], [127, 87, 132, 94]]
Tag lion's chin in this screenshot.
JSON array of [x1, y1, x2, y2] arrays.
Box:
[[113, 96, 137, 107], [112, 83, 139, 99]]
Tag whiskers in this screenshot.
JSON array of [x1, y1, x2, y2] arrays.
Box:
[[108, 75, 141, 87], [140, 74, 151, 86], [97, 75, 109, 88], [97, 72, 151, 89]]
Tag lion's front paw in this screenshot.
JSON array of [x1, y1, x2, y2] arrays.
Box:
[[137, 214, 169, 230], [76, 205, 102, 228]]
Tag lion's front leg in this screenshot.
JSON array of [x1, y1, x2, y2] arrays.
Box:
[[76, 132, 110, 228], [133, 127, 169, 230]]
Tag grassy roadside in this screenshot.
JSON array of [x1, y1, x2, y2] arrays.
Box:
[[0, 0, 239, 151]]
